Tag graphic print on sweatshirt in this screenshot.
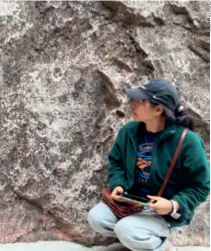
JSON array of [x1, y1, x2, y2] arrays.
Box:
[[132, 131, 162, 198], [136, 143, 153, 186]]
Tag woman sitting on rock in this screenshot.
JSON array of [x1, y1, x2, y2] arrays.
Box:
[[88, 79, 210, 251]]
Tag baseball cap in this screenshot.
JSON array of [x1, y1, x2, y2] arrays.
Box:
[[124, 79, 179, 111]]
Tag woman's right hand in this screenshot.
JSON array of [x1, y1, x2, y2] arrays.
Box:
[[111, 186, 124, 201]]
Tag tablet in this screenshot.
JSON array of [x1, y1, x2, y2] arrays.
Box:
[[120, 192, 152, 206]]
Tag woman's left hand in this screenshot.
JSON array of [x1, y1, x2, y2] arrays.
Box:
[[147, 195, 173, 215]]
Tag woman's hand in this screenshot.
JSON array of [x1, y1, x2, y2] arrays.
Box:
[[111, 186, 124, 201], [147, 195, 174, 215]]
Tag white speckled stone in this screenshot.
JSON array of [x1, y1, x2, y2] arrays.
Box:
[[0, 1, 209, 246]]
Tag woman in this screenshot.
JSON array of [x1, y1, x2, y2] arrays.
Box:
[[87, 79, 210, 251]]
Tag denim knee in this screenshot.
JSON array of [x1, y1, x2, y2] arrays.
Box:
[[87, 209, 104, 233], [114, 220, 133, 240], [114, 220, 162, 250]]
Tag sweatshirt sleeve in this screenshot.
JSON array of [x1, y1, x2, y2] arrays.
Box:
[[107, 127, 128, 191], [171, 131, 210, 217]]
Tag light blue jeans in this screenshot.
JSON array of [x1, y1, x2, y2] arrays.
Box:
[[87, 202, 171, 251]]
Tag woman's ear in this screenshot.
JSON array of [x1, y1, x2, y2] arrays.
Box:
[[155, 105, 163, 116]]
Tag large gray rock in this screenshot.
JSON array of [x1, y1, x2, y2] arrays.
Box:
[[0, 1, 209, 246]]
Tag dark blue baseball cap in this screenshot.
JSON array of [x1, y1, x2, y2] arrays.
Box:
[[124, 79, 180, 111]]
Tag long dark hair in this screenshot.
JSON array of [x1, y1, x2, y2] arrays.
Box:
[[149, 100, 195, 131]]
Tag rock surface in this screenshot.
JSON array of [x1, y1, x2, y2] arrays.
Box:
[[0, 1, 209, 246], [0, 241, 210, 251]]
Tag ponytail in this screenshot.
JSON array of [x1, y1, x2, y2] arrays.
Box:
[[163, 105, 195, 131], [149, 99, 195, 131]]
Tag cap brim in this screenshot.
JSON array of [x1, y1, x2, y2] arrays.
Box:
[[124, 88, 149, 100]]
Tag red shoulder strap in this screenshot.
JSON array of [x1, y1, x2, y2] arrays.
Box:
[[157, 128, 189, 197]]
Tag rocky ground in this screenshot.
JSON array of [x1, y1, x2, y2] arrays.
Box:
[[0, 242, 210, 251]]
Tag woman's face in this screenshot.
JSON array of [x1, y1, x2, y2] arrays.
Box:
[[130, 99, 161, 122]]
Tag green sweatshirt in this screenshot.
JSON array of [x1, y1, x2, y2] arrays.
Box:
[[108, 121, 210, 227]]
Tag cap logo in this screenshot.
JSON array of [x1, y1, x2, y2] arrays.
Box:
[[152, 95, 163, 101]]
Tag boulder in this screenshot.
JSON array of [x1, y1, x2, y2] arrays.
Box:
[[0, 1, 209, 246]]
